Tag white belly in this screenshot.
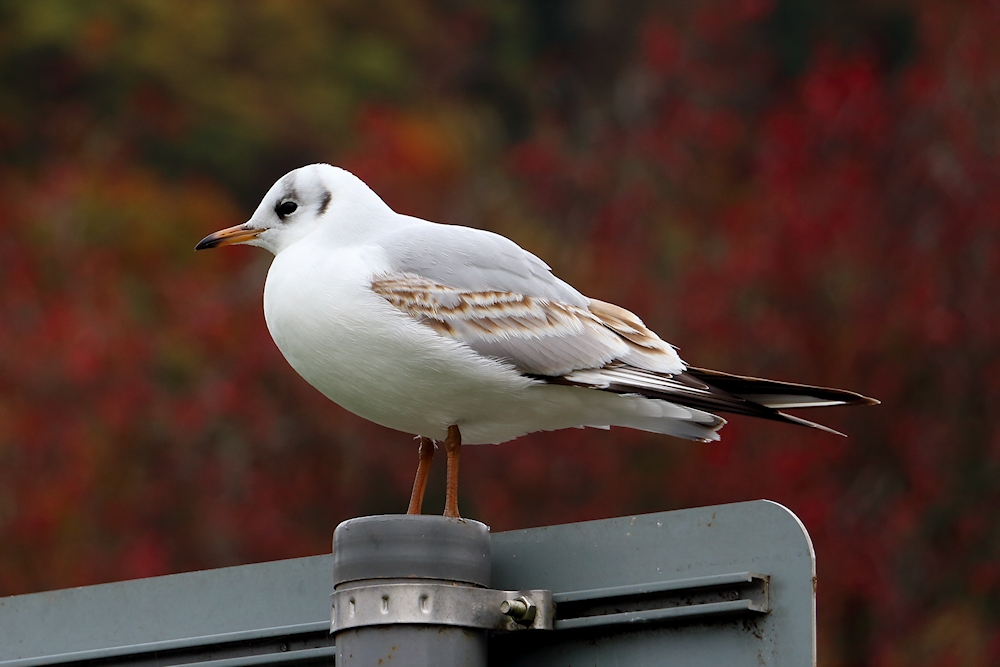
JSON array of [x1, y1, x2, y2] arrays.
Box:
[[262, 242, 541, 443]]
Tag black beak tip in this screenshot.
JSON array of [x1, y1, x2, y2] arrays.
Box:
[[194, 235, 218, 251]]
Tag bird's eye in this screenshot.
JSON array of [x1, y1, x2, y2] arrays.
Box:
[[275, 200, 298, 218]]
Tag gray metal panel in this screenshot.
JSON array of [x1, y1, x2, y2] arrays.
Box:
[[0, 556, 333, 662], [0, 500, 815, 666], [490, 500, 816, 666]]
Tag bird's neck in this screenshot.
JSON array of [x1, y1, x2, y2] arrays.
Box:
[[320, 192, 404, 247]]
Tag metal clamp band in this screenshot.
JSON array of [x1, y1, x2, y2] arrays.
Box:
[[330, 584, 554, 634]]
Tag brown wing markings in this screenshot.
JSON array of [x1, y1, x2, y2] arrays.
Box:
[[371, 273, 683, 376], [587, 298, 675, 356], [373, 274, 596, 336]]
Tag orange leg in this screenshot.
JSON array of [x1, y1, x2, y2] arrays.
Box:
[[406, 437, 435, 515], [443, 425, 462, 519]]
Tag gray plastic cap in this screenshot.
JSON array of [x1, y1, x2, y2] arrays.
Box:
[[333, 515, 491, 587]]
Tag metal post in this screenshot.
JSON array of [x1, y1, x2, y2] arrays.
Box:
[[332, 515, 491, 666]]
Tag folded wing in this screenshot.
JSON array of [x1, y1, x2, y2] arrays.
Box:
[[372, 228, 878, 439]]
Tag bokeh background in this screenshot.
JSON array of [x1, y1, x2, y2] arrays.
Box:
[[1, 1, 998, 664]]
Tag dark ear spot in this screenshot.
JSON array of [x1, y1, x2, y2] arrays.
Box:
[[318, 190, 332, 216]]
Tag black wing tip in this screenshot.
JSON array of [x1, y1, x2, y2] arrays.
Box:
[[832, 393, 880, 408], [685, 366, 880, 408], [824, 393, 880, 408], [775, 411, 848, 437]]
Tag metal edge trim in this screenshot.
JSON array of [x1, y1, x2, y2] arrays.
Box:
[[551, 571, 761, 604]]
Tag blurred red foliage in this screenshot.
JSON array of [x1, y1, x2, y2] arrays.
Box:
[[0, 1, 998, 664]]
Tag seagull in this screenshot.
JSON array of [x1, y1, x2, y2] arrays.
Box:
[[196, 164, 878, 518]]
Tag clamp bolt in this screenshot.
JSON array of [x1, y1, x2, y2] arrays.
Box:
[[500, 596, 537, 624]]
